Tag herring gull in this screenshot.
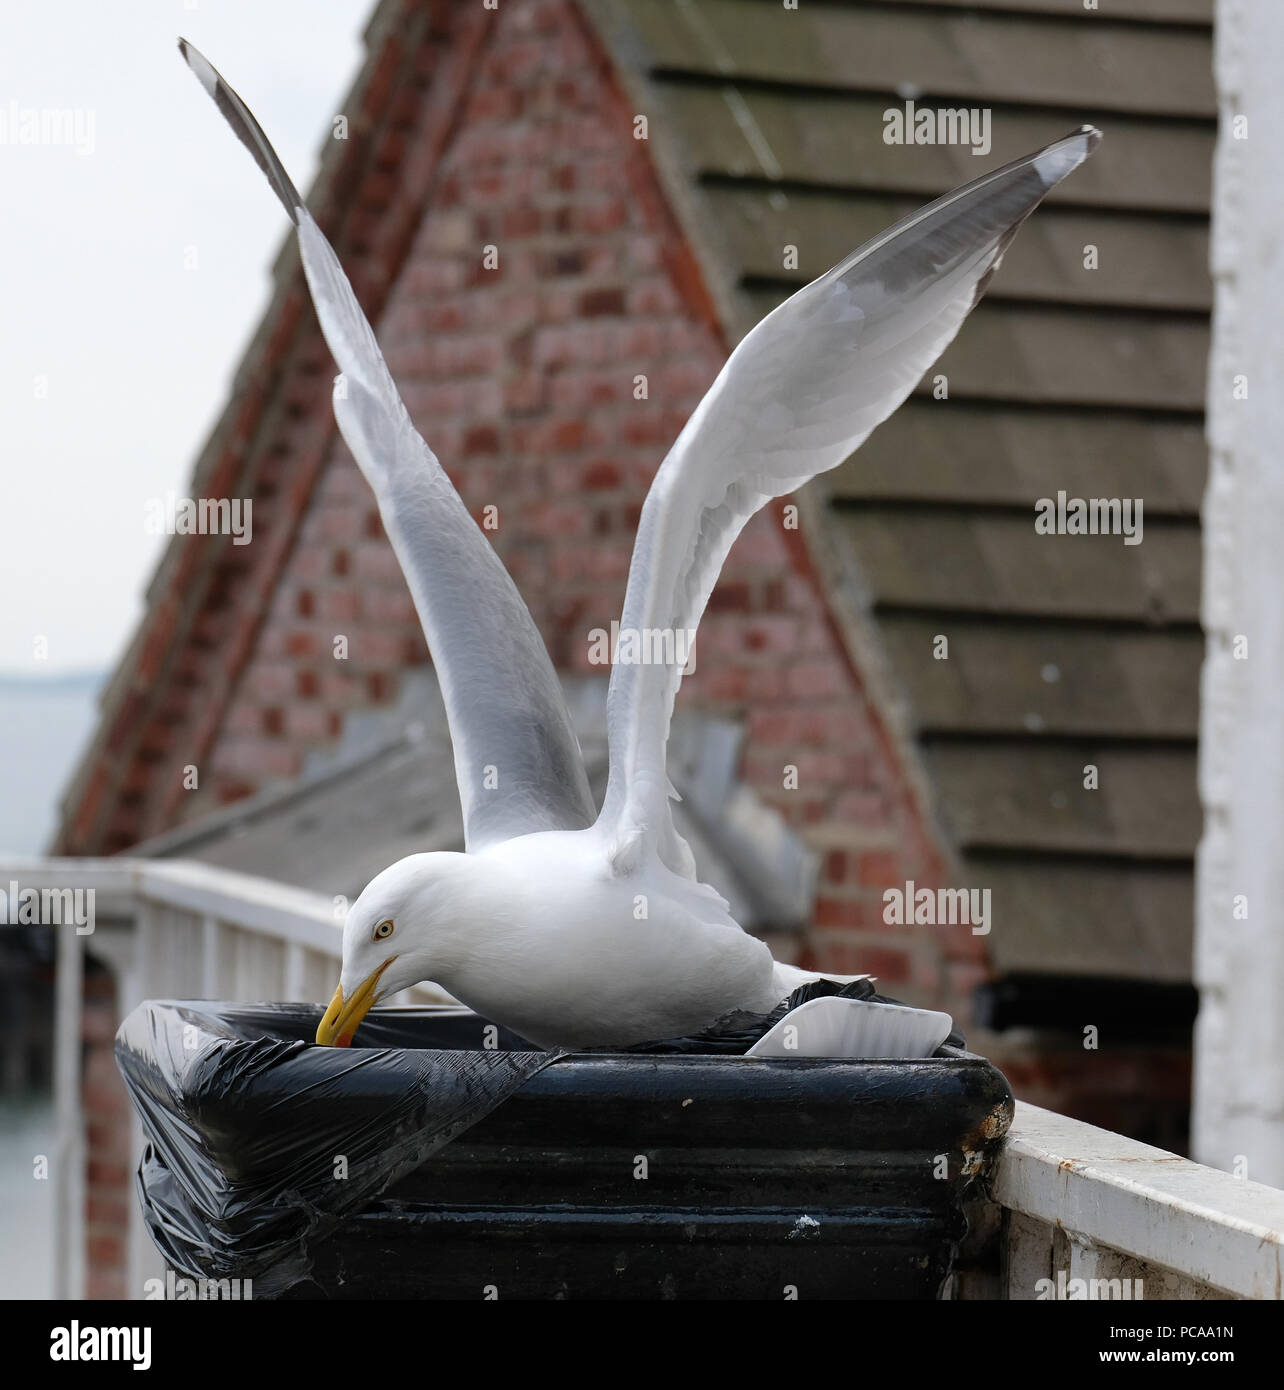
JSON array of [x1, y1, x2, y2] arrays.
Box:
[[179, 40, 1097, 1051]]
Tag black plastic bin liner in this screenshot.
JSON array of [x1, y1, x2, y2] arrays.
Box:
[[116, 985, 1003, 1298], [116, 1000, 559, 1294]]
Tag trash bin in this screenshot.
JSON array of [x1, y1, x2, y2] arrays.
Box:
[[116, 999, 1013, 1300]]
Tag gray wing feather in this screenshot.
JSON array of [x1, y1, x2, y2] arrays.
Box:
[[180, 41, 596, 850], [598, 128, 1101, 872]]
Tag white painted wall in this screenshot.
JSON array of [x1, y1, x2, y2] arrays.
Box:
[[1194, 0, 1284, 1185]]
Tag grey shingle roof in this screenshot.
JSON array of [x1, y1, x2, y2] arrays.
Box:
[[588, 0, 1212, 981], [136, 671, 817, 936]]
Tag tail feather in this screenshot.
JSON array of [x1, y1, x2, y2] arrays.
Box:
[[771, 961, 870, 996]]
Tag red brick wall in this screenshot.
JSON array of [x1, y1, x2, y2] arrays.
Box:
[[994, 1044, 1192, 1154], [82, 961, 129, 1299], [196, 0, 966, 1016]]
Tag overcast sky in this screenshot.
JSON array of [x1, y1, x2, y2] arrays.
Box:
[[0, 0, 372, 676]]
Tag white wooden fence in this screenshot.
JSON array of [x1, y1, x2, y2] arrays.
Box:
[[987, 1102, 1284, 1300], [8, 857, 1282, 1300], [5, 857, 428, 1299]]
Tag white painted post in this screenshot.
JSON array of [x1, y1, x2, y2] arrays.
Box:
[[201, 914, 219, 998], [1195, 0, 1284, 1184], [284, 942, 306, 1002]]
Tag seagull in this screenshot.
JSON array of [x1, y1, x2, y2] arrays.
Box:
[[179, 40, 1098, 1050]]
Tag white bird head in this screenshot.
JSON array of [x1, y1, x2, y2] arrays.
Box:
[[316, 852, 475, 1046]]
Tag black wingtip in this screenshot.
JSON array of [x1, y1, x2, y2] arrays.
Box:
[[176, 37, 304, 226]]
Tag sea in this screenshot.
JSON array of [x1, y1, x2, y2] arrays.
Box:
[[0, 1096, 55, 1299], [0, 671, 101, 1299], [0, 671, 102, 856]]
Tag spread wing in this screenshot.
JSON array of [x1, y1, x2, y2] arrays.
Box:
[[597, 127, 1101, 874], [180, 41, 596, 851]]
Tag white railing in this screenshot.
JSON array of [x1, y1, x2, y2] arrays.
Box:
[[4, 856, 434, 1300], [12, 857, 1284, 1301], [982, 1101, 1284, 1300]]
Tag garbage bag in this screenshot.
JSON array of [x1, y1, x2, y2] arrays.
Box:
[[116, 1001, 560, 1293], [116, 985, 963, 1291], [603, 976, 965, 1054]]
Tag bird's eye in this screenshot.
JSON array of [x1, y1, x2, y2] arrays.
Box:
[[372, 919, 395, 942]]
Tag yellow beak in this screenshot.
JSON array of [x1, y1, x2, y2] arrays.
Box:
[[315, 957, 395, 1046]]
